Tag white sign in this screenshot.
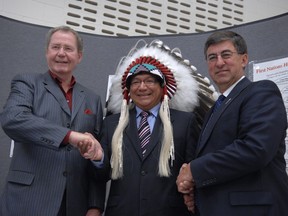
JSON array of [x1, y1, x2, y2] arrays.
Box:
[[249, 56, 288, 169]]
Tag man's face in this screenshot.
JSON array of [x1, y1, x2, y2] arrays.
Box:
[[129, 73, 163, 111], [206, 40, 248, 92], [46, 31, 82, 77]]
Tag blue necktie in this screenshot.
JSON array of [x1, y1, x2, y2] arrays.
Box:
[[138, 111, 151, 155], [213, 95, 226, 112]]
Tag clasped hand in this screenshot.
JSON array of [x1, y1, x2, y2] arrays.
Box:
[[69, 131, 103, 160], [176, 163, 195, 213]]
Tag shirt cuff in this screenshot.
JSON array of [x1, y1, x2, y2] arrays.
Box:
[[91, 154, 105, 168], [62, 130, 72, 145]]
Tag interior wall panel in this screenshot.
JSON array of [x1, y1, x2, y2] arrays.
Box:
[[0, 13, 288, 193]]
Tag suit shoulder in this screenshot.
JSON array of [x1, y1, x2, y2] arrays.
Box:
[[253, 79, 277, 87], [249, 79, 280, 93], [10, 73, 45, 89], [13, 72, 43, 81], [104, 112, 120, 120], [170, 108, 195, 118]]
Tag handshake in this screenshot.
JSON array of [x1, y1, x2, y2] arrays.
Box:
[[68, 131, 103, 161]]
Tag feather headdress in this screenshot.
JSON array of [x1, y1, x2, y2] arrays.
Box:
[[106, 39, 217, 179]]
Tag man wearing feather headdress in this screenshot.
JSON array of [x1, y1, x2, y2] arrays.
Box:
[[99, 40, 216, 216]]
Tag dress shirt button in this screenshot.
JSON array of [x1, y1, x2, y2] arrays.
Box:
[[141, 170, 146, 176]]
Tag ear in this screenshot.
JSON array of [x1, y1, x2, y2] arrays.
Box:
[[78, 51, 83, 63], [241, 53, 248, 68]]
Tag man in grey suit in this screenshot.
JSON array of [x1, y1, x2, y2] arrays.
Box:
[[177, 31, 288, 216], [100, 40, 205, 216], [0, 26, 105, 216]]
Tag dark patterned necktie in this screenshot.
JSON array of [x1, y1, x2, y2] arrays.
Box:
[[213, 95, 226, 112], [200, 95, 226, 141], [138, 111, 151, 155]]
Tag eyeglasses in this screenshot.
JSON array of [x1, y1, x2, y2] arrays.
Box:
[[130, 79, 157, 88], [206, 50, 238, 63]]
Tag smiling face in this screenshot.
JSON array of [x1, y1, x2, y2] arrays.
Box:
[[206, 40, 248, 93], [129, 73, 163, 111], [46, 30, 82, 79]]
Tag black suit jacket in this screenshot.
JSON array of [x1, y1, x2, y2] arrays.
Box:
[[192, 77, 288, 216], [101, 108, 199, 216]]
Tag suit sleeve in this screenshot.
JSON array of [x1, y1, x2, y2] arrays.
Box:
[[0, 74, 69, 148]]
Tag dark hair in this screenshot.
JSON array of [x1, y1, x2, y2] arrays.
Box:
[[204, 31, 247, 59], [45, 26, 83, 52]]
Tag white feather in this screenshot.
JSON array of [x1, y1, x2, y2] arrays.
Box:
[[107, 39, 216, 115]]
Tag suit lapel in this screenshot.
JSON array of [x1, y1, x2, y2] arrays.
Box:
[[43, 72, 71, 116], [125, 109, 143, 159], [71, 84, 85, 122], [196, 77, 251, 155]]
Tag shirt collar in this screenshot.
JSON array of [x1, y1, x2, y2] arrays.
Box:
[[222, 76, 245, 97], [49, 71, 76, 87], [136, 103, 161, 118]]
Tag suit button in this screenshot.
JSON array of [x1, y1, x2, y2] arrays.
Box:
[[63, 171, 68, 177], [67, 145, 72, 151], [66, 123, 71, 128], [141, 170, 146, 176]]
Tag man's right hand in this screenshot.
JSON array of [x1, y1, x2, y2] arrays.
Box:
[[69, 131, 103, 160]]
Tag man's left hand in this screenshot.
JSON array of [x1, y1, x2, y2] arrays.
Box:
[[86, 208, 102, 216]]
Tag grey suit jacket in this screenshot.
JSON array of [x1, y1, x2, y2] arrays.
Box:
[[192, 77, 288, 216], [0, 72, 105, 216], [101, 108, 200, 216]]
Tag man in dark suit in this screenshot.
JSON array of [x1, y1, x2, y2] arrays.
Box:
[[0, 26, 105, 216], [177, 31, 288, 216], [100, 40, 202, 216]]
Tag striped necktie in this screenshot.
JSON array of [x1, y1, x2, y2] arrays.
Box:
[[138, 111, 151, 155]]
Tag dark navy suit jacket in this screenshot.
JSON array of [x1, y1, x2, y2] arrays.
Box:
[[192, 77, 288, 216]]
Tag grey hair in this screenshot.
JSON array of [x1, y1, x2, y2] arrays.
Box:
[[110, 95, 175, 179], [45, 25, 83, 52]]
